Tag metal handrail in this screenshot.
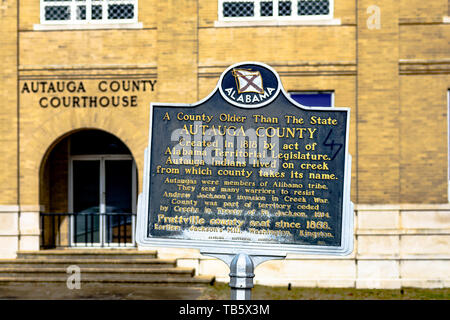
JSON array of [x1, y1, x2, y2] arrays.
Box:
[[40, 212, 136, 249]]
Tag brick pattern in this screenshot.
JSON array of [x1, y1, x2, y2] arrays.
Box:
[[400, 0, 448, 22], [400, 76, 448, 203], [0, 1, 18, 205], [357, 1, 401, 203], [0, 0, 449, 288], [1, 0, 450, 207], [156, 0, 198, 103], [159, 205, 450, 289]]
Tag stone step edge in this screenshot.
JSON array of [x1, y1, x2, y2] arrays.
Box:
[[0, 258, 176, 265], [0, 267, 195, 274], [0, 275, 215, 284], [17, 250, 157, 255]]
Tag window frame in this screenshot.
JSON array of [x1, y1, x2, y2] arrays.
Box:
[[289, 91, 335, 108], [218, 0, 334, 22], [40, 0, 138, 25]]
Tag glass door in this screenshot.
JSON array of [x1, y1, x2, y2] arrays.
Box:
[[69, 155, 136, 247], [105, 159, 135, 245], [71, 159, 101, 245]]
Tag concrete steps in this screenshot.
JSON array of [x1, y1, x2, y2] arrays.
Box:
[[0, 250, 215, 286], [16, 250, 158, 260], [0, 258, 176, 269]]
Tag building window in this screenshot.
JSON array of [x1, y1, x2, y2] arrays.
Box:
[[290, 91, 334, 107], [40, 0, 138, 24], [219, 0, 333, 21]]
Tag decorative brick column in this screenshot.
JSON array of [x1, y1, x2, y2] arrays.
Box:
[[0, 206, 20, 259]]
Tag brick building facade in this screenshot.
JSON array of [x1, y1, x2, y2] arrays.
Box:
[[0, 0, 449, 288]]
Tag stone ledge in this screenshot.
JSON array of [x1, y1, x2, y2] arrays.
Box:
[[213, 18, 342, 28], [356, 256, 450, 260], [0, 232, 19, 237], [254, 278, 356, 288], [0, 206, 19, 213], [356, 229, 450, 235], [355, 203, 450, 211], [0, 205, 45, 213], [33, 22, 143, 31], [20, 205, 45, 213]]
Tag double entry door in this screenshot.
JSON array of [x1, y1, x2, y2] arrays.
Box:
[[69, 155, 136, 247]]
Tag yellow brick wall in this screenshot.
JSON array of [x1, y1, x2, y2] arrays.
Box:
[[17, 3, 158, 206], [156, 0, 198, 103], [19, 0, 158, 30], [199, 27, 355, 65], [19, 81, 155, 206], [0, 2, 18, 205], [19, 30, 158, 68], [357, 1, 400, 203], [18, 0, 38, 31], [398, 16, 450, 203], [400, 76, 448, 203], [400, 0, 448, 21], [198, 0, 357, 26], [0, 0, 448, 208], [400, 24, 450, 60], [48, 138, 69, 213]]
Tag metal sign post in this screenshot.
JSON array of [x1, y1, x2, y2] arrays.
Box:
[[136, 62, 354, 300], [201, 251, 286, 300]]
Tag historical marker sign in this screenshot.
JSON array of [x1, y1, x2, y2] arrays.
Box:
[[137, 62, 353, 256]]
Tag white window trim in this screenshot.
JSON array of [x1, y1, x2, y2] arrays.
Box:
[[214, 18, 340, 27], [216, 0, 337, 26], [36, 0, 142, 30], [34, 22, 143, 31], [289, 91, 335, 107]]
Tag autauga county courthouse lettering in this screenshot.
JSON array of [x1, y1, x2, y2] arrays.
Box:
[[20, 80, 157, 108]]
